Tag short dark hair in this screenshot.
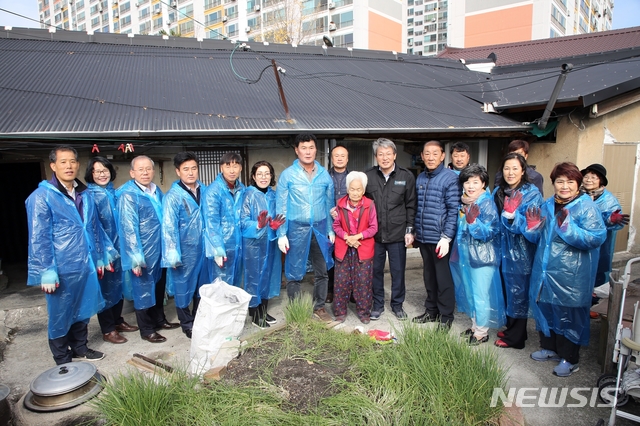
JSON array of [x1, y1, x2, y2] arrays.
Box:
[[450, 142, 470, 155], [422, 140, 444, 153], [220, 152, 242, 166], [550, 162, 583, 187], [498, 152, 531, 190], [507, 139, 530, 155], [250, 161, 276, 187], [330, 144, 348, 156], [459, 164, 488, 188], [85, 156, 116, 183], [49, 145, 78, 163], [293, 133, 317, 148], [174, 151, 199, 169]]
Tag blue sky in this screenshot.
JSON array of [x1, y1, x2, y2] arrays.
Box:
[[0, 0, 639, 31]]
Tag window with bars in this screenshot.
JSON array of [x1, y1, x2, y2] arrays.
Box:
[[191, 148, 248, 185]]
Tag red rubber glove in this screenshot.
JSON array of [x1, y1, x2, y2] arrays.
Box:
[[526, 207, 543, 229], [610, 209, 630, 226], [465, 204, 480, 224], [269, 214, 286, 231], [503, 191, 523, 214], [557, 208, 569, 228], [257, 210, 269, 229]]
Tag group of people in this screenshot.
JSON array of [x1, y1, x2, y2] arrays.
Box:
[[26, 136, 629, 377], [444, 139, 628, 378]]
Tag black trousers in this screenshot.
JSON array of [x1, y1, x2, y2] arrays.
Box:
[[539, 330, 581, 364], [372, 241, 407, 312], [49, 320, 88, 365], [501, 316, 528, 349], [97, 298, 125, 334], [418, 241, 455, 325], [136, 269, 168, 337], [176, 294, 200, 333]]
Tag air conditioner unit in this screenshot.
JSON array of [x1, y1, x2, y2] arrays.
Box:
[[254, 5, 260, 11], [222, 16, 227, 22], [114, 11, 119, 17], [113, 0, 118, 5], [153, 8, 161, 14], [171, 1, 177, 7], [407, 39, 413, 46], [328, 2, 335, 9], [99, 6, 103, 12], [329, 22, 336, 31], [245, 26, 251, 32]]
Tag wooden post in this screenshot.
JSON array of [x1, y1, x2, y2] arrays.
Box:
[[603, 269, 622, 374]]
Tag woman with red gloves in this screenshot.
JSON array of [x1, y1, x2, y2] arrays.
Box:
[[492, 153, 543, 349], [451, 165, 505, 345], [241, 161, 286, 328], [580, 164, 630, 292], [524, 162, 606, 377]]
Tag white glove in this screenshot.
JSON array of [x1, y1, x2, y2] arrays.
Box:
[[328, 233, 335, 244], [435, 237, 451, 259], [165, 249, 181, 268], [278, 236, 289, 254], [214, 256, 225, 267], [404, 233, 414, 247], [41, 270, 59, 294]]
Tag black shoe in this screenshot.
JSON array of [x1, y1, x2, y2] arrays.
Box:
[[264, 313, 277, 325], [393, 309, 408, 320], [412, 312, 437, 324], [72, 348, 105, 361], [469, 335, 489, 346], [460, 328, 474, 337], [184, 329, 192, 339]]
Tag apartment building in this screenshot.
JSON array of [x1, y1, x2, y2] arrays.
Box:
[[37, 0, 402, 51], [407, 0, 614, 56]]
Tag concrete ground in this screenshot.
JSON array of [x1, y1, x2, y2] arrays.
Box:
[[1, 251, 640, 426]]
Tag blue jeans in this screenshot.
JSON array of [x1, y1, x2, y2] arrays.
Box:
[[371, 241, 406, 312]]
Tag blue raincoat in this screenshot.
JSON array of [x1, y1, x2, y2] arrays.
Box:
[[591, 189, 624, 287], [492, 183, 543, 318], [276, 160, 335, 281], [450, 190, 506, 329], [203, 173, 245, 287], [87, 182, 123, 311], [524, 194, 606, 345], [241, 186, 281, 308], [116, 180, 164, 310], [162, 181, 205, 309], [26, 181, 108, 339]]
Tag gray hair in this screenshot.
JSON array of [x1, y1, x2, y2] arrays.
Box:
[[372, 138, 396, 155], [346, 171, 368, 192], [130, 155, 155, 170]]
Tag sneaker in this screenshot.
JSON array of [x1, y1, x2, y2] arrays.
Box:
[[412, 312, 437, 324], [73, 349, 105, 362], [252, 318, 270, 329], [531, 349, 562, 362], [313, 307, 333, 323], [265, 313, 277, 325], [469, 335, 489, 346], [370, 309, 384, 321], [553, 359, 579, 377], [393, 309, 408, 321]]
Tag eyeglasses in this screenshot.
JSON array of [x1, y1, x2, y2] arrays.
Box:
[[93, 170, 109, 176], [135, 167, 153, 173], [255, 172, 271, 178]]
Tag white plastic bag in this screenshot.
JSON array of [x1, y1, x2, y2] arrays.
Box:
[[189, 278, 251, 375], [594, 282, 610, 299]]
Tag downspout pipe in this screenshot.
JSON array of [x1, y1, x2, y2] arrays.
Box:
[[538, 63, 573, 130]]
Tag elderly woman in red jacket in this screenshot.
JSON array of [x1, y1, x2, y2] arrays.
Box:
[[332, 171, 379, 324]]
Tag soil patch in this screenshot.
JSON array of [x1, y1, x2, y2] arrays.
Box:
[[224, 328, 351, 413]]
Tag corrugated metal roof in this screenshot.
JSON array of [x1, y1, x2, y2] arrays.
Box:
[[464, 56, 640, 109], [438, 26, 640, 67], [0, 29, 528, 138]]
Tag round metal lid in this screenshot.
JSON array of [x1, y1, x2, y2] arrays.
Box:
[[30, 362, 97, 396]]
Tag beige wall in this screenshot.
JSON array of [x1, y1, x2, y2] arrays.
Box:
[[527, 103, 640, 253]]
